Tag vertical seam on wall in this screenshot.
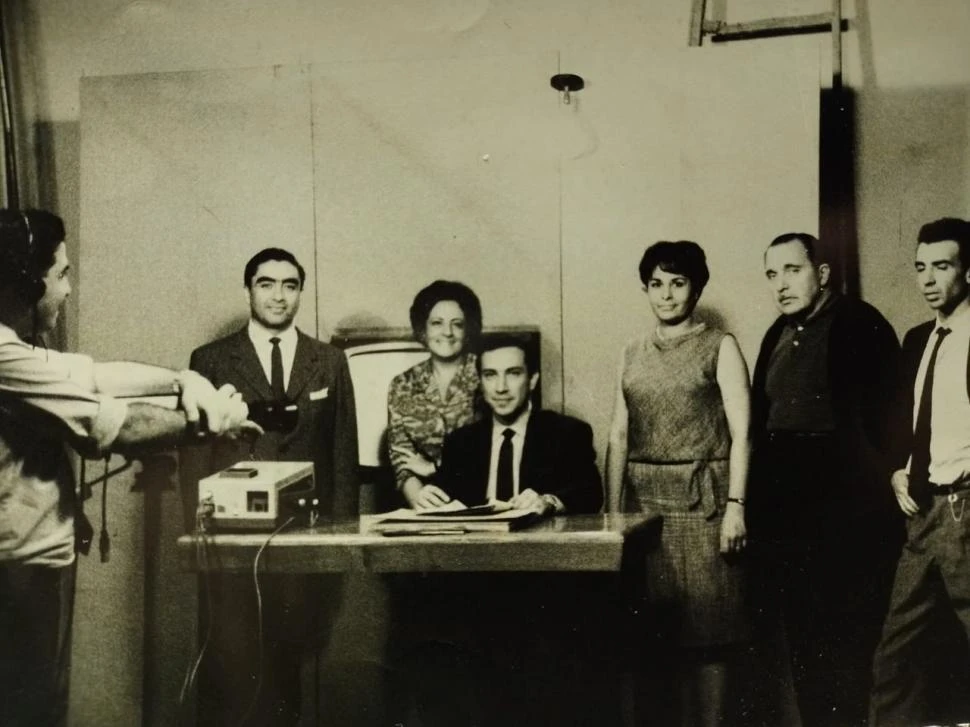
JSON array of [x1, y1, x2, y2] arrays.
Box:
[[557, 50, 566, 413], [308, 65, 321, 339]]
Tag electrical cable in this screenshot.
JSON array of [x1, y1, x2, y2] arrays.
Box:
[[177, 506, 216, 724], [81, 459, 134, 489], [79, 456, 89, 500], [76, 456, 133, 558], [99, 457, 110, 562], [237, 516, 296, 727]]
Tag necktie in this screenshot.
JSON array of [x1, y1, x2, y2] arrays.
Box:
[[910, 327, 951, 504], [496, 428, 515, 502], [270, 336, 286, 400]]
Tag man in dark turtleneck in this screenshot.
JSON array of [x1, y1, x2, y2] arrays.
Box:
[[748, 232, 903, 727]]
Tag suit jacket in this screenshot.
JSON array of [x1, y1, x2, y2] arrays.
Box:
[[752, 295, 900, 458], [436, 409, 603, 513], [181, 327, 359, 521], [749, 295, 901, 526]]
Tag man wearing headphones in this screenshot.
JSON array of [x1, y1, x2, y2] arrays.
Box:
[[0, 209, 257, 726]]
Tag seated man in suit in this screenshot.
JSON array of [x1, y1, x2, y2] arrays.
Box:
[[436, 332, 603, 514], [396, 333, 604, 726], [181, 247, 358, 726]]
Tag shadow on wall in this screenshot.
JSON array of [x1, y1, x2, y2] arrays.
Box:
[[820, 88, 860, 298], [856, 85, 970, 334], [34, 121, 80, 352]]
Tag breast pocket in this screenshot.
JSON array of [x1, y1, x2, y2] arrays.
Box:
[[299, 380, 336, 426]]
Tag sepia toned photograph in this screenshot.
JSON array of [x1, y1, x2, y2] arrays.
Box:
[[1, 1, 969, 725]]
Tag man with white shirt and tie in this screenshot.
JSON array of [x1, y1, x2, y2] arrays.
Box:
[[187, 247, 358, 516], [436, 332, 603, 515], [402, 333, 602, 727], [870, 217, 970, 726], [183, 247, 358, 726]]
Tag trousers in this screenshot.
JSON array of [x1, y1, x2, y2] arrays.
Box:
[[0, 561, 77, 727], [749, 433, 899, 727], [870, 489, 970, 726]]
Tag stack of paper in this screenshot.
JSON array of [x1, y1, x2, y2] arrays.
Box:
[[369, 501, 544, 535]]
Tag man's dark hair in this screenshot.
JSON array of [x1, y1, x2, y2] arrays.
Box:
[[409, 280, 483, 344], [767, 232, 819, 263], [638, 240, 710, 295], [0, 209, 66, 294], [243, 248, 306, 289], [917, 218, 970, 269], [475, 332, 539, 376]]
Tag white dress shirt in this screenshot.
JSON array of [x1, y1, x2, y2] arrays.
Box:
[[247, 320, 298, 393], [485, 407, 532, 502], [911, 304, 970, 485]]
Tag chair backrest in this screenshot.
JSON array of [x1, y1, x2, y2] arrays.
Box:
[[341, 339, 430, 469]]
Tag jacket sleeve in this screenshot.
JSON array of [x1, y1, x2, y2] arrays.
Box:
[[890, 327, 923, 470], [550, 419, 604, 514], [435, 429, 485, 506], [330, 350, 360, 518], [435, 430, 463, 503], [750, 318, 783, 445], [178, 345, 215, 531], [849, 305, 902, 459]]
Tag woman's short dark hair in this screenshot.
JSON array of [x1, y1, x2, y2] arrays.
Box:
[[409, 280, 483, 343], [243, 247, 306, 288], [638, 240, 710, 295], [0, 209, 66, 293]]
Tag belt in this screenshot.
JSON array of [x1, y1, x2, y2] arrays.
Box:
[[928, 482, 970, 496], [765, 431, 835, 442]]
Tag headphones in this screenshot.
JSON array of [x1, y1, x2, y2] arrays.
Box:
[[0, 211, 46, 304]]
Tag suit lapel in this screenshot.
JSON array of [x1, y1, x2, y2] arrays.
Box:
[[905, 323, 935, 386], [287, 332, 319, 400], [229, 329, 274, 400]]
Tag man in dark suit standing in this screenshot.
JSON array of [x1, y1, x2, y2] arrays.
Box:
[[436, 332, 602, 514], [870, 218, 970, 727], [748, 233, 902, 727], [187, 247, 358, 518], [183, 247, 358, 726]]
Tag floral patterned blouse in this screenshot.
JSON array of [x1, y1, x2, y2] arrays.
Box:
[[386, 352, 481, 490]]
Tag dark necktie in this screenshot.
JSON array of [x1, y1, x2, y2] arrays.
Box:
[[496, 428, 515, 502], [910, 327, 951, 504], [270, 336, 286, 400]]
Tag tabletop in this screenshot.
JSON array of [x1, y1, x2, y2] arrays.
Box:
[[177, 512, 660, 574]]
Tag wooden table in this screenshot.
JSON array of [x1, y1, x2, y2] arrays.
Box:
[[177, 513, 660, 726], [177, 512, 660, 574]]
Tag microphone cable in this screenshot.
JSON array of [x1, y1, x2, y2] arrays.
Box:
[[237, 515, 296, 727], [177, 503, 216, 725]]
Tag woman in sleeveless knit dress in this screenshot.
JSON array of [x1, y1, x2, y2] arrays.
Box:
[[606, 240, 751, 727]]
